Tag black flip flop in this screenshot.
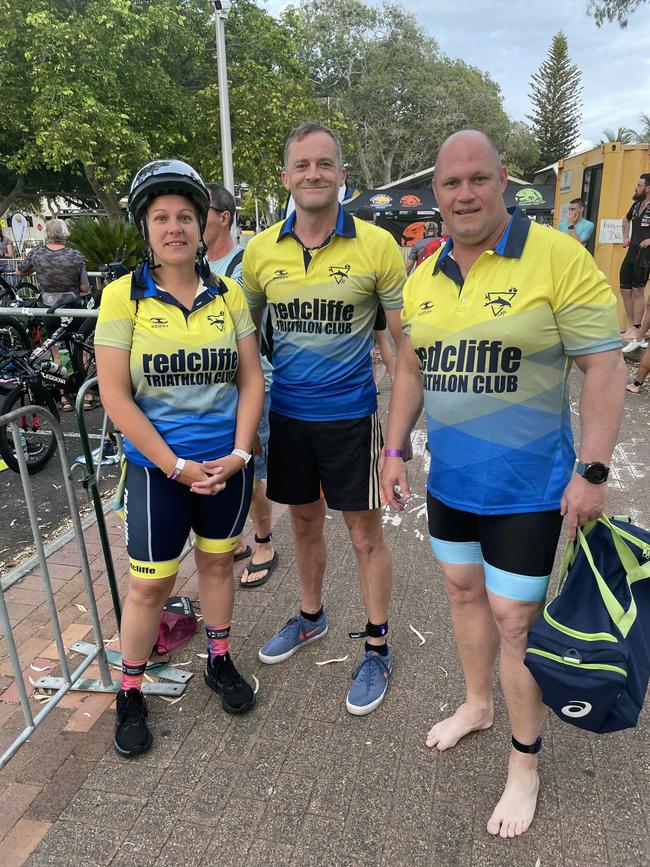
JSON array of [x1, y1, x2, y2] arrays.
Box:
[[239, 551, 279, 588], [234, 544, 252, 562]]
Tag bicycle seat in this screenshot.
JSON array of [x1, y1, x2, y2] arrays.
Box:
[[46, 293, 81, 314]]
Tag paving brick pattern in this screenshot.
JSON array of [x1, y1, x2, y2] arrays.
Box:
[[0, 366, 648, 866]]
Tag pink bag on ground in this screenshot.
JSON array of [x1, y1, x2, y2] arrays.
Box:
[[153, 596, 198, 655]]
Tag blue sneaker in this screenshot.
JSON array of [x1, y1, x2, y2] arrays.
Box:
[[258, 611, 328, 664], [346, 645, 394, 716]]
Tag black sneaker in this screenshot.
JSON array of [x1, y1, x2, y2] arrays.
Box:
[[204, 652, 255, 714], [114, 688, 153, 758]]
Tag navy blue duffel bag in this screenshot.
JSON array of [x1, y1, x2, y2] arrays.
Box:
[[525, 515, 650, 733]]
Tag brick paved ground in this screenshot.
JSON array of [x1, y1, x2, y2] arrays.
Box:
[[0, 362, 649, 866]]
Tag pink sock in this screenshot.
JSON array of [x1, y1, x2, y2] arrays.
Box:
[[121, 658, 147, 692], [205, 623, 230, 662]]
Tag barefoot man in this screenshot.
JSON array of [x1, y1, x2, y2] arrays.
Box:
[[382, 130, 625, 837]]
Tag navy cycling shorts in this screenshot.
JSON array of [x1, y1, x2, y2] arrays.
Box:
[[124, 461, 253, 579]]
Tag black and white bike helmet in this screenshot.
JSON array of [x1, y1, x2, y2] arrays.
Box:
[[128, 159, 210, 235]]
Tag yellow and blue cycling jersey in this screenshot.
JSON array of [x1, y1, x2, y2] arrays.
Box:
[[243, 206, 405, 421], [402, 208, 621, 515], [95, 263, 255, 467]]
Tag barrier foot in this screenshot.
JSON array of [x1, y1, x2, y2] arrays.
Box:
[[32, 676, 185, 697]]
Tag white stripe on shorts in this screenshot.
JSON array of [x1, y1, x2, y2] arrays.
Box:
[[368, 412, 382, 510]]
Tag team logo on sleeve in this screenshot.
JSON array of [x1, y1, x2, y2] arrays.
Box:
[[329, 264, 351, 285], [484, 288, 517, 317], [207, 313, 225, 331]]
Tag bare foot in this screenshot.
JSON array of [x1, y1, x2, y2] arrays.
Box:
[[626, 382, 642, 394], [486, 751, 540, 838], [425, 702, 493, 751], [623, 328, 641, 342]]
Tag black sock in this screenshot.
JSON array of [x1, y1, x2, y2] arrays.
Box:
[[301, 607, 323, 622], [366, 640, 388, 656]]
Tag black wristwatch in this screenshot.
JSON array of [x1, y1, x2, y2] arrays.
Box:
[[568, 224, 575, 230], [576, 461, 609, 484]]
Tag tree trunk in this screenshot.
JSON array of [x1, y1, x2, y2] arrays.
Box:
[[356, 144, 373, 189], [0, 176, 26, 220], [83, 164, 122, 224]]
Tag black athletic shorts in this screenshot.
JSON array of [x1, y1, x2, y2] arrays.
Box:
[[124, 460, 253, 578], [373, 306, 387, 331], [427, 493, 563, 602], [267, 410, 383, 511], [620, 246, 650, 289]]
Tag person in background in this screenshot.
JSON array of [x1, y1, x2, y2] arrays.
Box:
[[17, 219, 91, 408], [355, 207, 397, 387], [626, 342, 650, 394], [204, 183, 279, 587], [619, 173, 650, 343], [406, 220, 438, 274], [416, 219, 449, 268], [557, 198, 594, 247], [0, 227, 15, 276]]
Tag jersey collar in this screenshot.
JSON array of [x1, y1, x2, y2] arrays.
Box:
[[276, 204, 356, 244], [434, 206, 531, 277], [130, 261, 226, 301]]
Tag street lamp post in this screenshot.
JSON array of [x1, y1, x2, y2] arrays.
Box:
[[213, 0, 235, 196]]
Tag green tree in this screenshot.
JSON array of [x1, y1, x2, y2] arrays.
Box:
[[501, 122, 541, 181], [286, 0, 510, 187], [1, 0, 321, 221], [636, 112, 650, 142], [192, 0, 323, 202], [528, 32, 582, 166], [588, 0, 646, 26], [600, 127, 638, 143]]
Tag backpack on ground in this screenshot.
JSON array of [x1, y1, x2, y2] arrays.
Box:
[[525, 515, 650, 733], [153, 596, 198, 655]]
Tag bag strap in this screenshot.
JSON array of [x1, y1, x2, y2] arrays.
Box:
[[224, 248, 244, 279], [600, 515, 650, 559], [577, 526, 637, 638], [557, 536, 577, 594]]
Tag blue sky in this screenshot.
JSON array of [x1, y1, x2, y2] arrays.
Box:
[[263, 0, 650, 147]]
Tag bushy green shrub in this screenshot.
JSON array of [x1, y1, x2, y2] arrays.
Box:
[[68, 217, 144, 271]]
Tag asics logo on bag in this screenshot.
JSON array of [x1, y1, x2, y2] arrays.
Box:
[[561, 700, 592, 718]]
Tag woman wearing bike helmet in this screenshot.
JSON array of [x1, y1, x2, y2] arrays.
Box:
[[95, 159, 264, 758]]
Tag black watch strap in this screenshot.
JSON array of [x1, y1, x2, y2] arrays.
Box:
[[576, 461, 610, 484]]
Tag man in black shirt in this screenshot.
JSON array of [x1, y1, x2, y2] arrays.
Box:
[[620, 173, 650, 346]]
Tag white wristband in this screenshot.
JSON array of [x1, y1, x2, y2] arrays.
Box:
[[167, 457, 185, 481]]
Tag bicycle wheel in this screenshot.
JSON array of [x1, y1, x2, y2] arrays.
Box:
[[0, 315, 31, 352], [0, 383, 59, 473]]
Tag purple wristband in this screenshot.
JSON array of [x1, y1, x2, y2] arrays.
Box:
[[384, 449, 404, 458]]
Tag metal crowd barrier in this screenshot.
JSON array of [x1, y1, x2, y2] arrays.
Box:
[[0, 401, 190, 769]]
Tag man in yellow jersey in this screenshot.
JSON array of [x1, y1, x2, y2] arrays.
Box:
[[382, 130, 625, 837], [243, 121, 406, 715]]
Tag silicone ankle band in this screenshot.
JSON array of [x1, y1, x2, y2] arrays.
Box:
[[255, 533, 272, 544], [512, 735, 541, 754], [349, 620, 388, 639]]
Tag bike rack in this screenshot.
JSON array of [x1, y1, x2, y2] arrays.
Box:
[[0, 402, 190, 770]]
